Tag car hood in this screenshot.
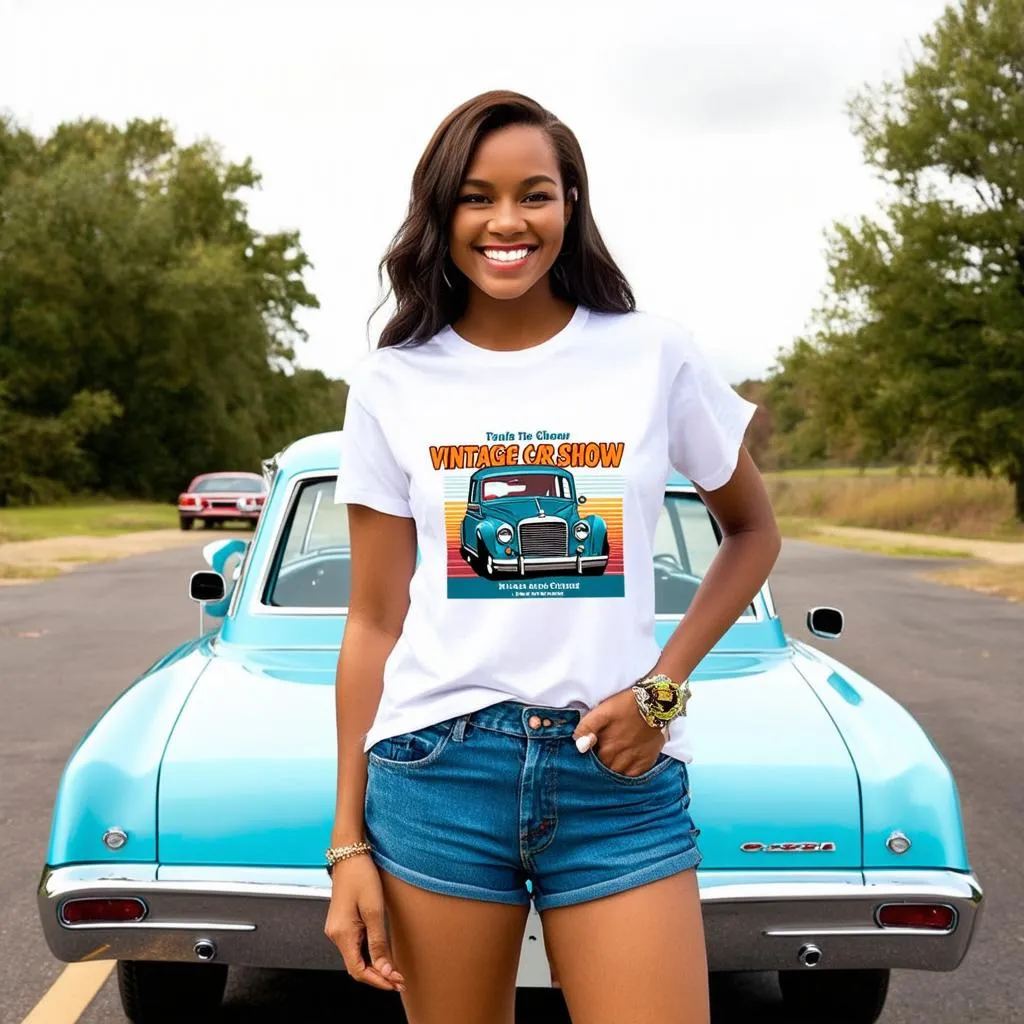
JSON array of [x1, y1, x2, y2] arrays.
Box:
[[157, 648, 861, 869], [479, 497, 577, 523]]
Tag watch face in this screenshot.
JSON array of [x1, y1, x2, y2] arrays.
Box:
[[647, 680, 682, 720]]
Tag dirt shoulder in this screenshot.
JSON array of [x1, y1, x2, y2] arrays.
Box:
[[810, 525, 1024, 565], [781, 521, 1024, 602], [0, 530, 223, 585]]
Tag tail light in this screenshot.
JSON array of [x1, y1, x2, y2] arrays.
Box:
[[60, 897, 147, 925], [876, 903, 956, 930], [179, 495, 198, 508]]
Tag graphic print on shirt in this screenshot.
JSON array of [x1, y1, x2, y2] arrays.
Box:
[[433, 433, 626, 599]]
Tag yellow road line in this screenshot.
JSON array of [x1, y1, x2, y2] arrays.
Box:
[[21, 961, 115, 1024]]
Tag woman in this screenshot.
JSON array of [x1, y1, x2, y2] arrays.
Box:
[[324, 90, 781, 1023]]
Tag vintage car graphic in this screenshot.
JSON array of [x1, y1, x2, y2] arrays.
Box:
[[459, 465, 610, 579], [36, 432, 983, 1024]]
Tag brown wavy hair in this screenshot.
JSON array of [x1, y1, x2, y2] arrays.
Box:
[[373, 90, 635, 348]]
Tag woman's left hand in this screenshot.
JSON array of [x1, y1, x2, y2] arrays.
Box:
[[573, 688, 666, 777]]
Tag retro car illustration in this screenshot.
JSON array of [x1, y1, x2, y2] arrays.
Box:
[[459, 465, 610, 579], [177, 471, 266, 531], [38, 431, 982, 1024]]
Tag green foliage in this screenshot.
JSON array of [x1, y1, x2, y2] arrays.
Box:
[[769, 0, 1024, 517], [0, 114, 341, 507]]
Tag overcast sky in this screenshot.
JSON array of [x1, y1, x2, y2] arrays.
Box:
[[3, 0, 950, 385]]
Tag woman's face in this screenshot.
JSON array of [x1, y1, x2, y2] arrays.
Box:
[[449, 124, 573, 302]]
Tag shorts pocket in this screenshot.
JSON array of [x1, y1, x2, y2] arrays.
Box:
[[587, 749, 679, 785], [368, 719, 457, 770]]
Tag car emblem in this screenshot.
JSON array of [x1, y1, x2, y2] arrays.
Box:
[[740, 841, 837, 852]]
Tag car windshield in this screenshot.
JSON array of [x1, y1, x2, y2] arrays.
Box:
[[264, 479, 351, 608], [482, 474, 566, 500], [192, 476, 263, 493], [263, 479, 740, 617]]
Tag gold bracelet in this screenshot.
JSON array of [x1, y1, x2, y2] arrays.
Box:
[[325, 841, 372, 874]]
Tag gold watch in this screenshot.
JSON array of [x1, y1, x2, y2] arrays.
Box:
[[631, 673, 691, 729]]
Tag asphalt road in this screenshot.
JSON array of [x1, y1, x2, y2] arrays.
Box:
[[3, 538, 1020, 1023]]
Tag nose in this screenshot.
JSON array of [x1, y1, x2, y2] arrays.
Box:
[[487, 197, 528, 237]]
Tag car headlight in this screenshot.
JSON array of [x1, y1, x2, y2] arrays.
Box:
[[573, 521, 590, 541], [496, 523, 514, 544]]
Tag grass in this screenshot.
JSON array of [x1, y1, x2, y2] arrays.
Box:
[[0, 563, 63, 580], [0, 501, 177, 543], [765, 470, 1023, 540], [926, 565, 1024, 602]]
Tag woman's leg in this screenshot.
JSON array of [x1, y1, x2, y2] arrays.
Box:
[[381, 870, 531, 1024], [540, 868, 709, 1024]]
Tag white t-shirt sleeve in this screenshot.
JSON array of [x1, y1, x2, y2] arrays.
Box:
[[666, 330, 758, 491], [334, 388, 412, 518]]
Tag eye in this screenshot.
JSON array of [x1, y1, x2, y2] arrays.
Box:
[[523, 192, 553, 203], [458, 193, 490, 205]]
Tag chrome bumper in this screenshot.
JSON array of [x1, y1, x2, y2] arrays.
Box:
[[38, 865, 982, 981], [490, 554, 609, 574]]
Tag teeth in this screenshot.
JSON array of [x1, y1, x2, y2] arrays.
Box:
[[483, 248, 531, 263]]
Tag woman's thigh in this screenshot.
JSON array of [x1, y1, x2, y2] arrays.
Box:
[[540, 868, 708, 1024], [381, 870, 531, 1024]]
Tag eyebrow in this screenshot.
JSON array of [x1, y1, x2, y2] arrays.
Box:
[[460, 175, 559, 189]]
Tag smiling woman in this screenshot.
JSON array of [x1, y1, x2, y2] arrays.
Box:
[[372, 90, 634, 349], [325, 89, 778, 1024]]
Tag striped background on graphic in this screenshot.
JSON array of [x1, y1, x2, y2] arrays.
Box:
[[444, 472, 624, 579]]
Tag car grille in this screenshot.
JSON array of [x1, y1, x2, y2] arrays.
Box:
[[208, 500, 238, 509], [519, 520, 567, 557]]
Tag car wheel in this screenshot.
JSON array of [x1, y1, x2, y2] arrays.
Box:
[[179, 517, 194, 531], [117, 960, 228, 1023], [778, 968, 890, 1024], [471, 537, 495, 579]]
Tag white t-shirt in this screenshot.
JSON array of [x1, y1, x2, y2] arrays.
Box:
[[335, 306, 756, 762]]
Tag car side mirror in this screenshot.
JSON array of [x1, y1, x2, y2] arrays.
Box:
[[190, 571, 226, 603], [807, 606, 844, 640], [201, 538, 249, 618], [577, 495, 587, 505], [190, 571, 227, 636]]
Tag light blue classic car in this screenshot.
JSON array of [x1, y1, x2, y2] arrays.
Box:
[[37, 431, 983, 1024], [459, 465, 609, 578]]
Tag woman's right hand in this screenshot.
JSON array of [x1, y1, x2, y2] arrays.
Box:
[[323, 854, 406, 992]]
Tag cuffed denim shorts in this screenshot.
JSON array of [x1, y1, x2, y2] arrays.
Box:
[[364, 701, 701, 912]]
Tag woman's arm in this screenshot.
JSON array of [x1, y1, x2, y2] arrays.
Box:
[[574, 448, 780, 772], [653, 447, 781, 684], [331, 504, 417, 846]]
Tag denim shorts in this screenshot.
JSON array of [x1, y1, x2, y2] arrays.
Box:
[[364, 700, 701, 912]]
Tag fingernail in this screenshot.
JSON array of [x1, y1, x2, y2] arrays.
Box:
[[575, 735, 593, 753], [380, 962, 392, 977]]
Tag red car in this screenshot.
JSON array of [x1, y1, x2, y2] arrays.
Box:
[[177, 472, 266, 531]]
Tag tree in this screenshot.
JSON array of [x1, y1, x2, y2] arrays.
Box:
[[0, 114, 341, 504], [771, 0, 1024, 517]]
